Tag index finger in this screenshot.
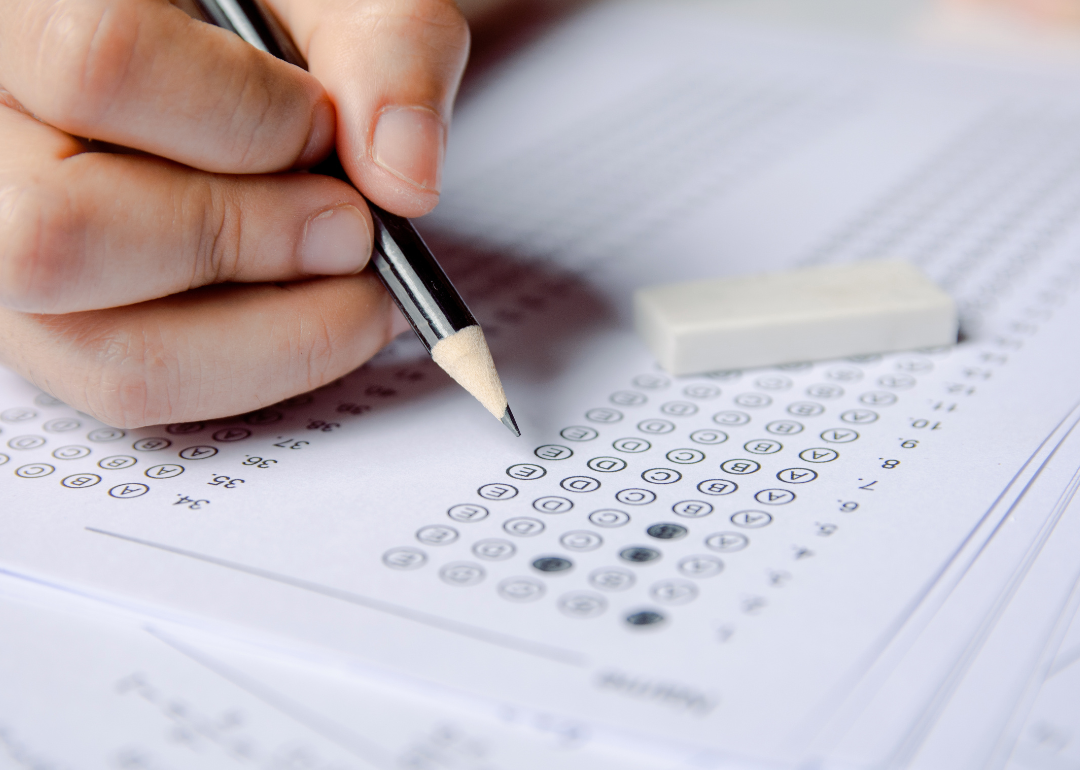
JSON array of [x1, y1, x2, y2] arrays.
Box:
[[0, 0, 335, 173]]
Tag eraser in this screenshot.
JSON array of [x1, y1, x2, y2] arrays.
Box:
[[634, 261, 958, 375]]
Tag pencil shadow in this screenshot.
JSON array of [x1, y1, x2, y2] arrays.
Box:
[[342, 231, 617, 412]]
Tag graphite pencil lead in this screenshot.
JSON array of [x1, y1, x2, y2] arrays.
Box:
[[501, 406, 521, 437]]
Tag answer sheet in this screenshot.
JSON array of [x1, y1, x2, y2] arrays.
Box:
[[0, 574, 671, 770], [5, 3, 1080, 767]]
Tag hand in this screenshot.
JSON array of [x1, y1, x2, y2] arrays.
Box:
[[0, 0, 469, 426]]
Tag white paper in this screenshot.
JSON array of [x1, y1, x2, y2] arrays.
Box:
[[0, 574, 681, 770], [4, 3, 1080, 767]]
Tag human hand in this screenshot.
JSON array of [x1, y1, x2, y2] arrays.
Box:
[[0, 0, 469, 426]]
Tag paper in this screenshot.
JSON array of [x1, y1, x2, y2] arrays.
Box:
[[4, 3, 1080, 767], [0, 574, 673, 770]]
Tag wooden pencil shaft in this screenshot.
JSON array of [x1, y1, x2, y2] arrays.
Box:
[[192, 0, 477, 352]]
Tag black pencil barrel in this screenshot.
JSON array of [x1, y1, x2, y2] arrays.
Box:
[[192, 0, 477, 351]]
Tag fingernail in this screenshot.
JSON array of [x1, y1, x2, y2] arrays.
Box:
[[390, 306, 412, 337], [299, 205, 371, 275], [372, 106, 445, 192], [297, 99, 336, 168]]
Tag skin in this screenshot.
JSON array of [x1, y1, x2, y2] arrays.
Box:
[[0, 0, 470, 427]]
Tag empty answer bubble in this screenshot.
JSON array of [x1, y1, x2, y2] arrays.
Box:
[[615, 488, 657, 505], [777, 468, 818, 484], [473, 539, 516, 560], [589, 567, 636, 591], [88, 428, 126, 442], [713, 411, 751, 426], [678, 555, 724, 578], [535, 445, 573, 460], [642, 468, 681, 484], [697, 479, 738, 496], [799, 448, 839, 463], [558, 592, 607, 618], [673, 500, 714, 518], [9, 436, 45, 450], [561, 476, 601, 493], [416, 525, 459, 545], [755, 489, 796, 505], [589, 509, 630, 528], [133, 438, 171, 452], [754, 375, 792, 390], [660, 402, 698, 416], [504, 517, 545, 537], [507, 463, 547, 480], [683, 384, 720, 399], [806, 384, 844, 399], [498, 578, 545, 602], [478, 483, 519, 500], [61, 473, 101, 489], [613, 438, 651, 453], [690, 430, 728, 445], [633, 374, 670, 389], [383, 548, 427, 570], [744, 439, 782, 455], [588, 456, 628, 472], [706, 532, 750, 552], [841, 409, 879, 424], [212, 428, 251, 442], [561, 426, 599, 441], [448, 504, 489, 522], [787, 402, 825, 417], [1, 408, 36, 422], [731, 511, 774, 528], [439, 563, 485, 586], [586, 408, 623, 424], [859, 391, 898, 406], [821, 429, 859, 443], [735, 393, 771, 408], [109, 483, 149, 498], [650, 580, 698, 605], [99, 455, 137, 470], [15, 464, 53, 478], [533, 496, 574, 513], [610, 391, 647, 406], [560, 531, 603, 551], [721, 459, 760, 475], [666, 448, 705, 464]]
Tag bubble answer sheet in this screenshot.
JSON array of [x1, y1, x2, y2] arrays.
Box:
[[6, 2, 1080, 768]]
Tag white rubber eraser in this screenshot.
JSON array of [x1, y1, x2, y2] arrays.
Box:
[[634, 261, 958, 375]]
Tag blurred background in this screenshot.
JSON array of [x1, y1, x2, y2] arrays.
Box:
[[456, 0, 1080, 64]]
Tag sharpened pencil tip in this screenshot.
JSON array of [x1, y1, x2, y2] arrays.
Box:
[[501, 406, 521, 437]]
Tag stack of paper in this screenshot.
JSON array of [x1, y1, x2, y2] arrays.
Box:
[[4, 3, 1080, 768]]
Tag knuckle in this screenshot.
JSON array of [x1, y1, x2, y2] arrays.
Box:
[[34, 0, 142, 132], [0, 179, 79, 312], [221, 57, 282, 168], [77, 322, 176, 428], [286, 302, 337, 391], [187, 179, 242, 286]]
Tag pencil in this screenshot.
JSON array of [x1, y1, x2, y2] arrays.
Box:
[[192, 0, 521, 437]]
